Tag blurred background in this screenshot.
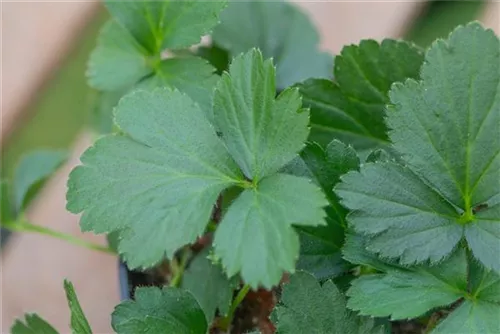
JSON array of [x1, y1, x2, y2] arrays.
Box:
[[1, 1, 498, 333]]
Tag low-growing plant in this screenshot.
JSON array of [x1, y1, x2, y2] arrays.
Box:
[[6, 1, 499, 333]]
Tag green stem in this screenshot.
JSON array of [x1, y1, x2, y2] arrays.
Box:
[[219, 284, 251, 331], [169, 249, 190, 287], [2, 219, 116, 255]]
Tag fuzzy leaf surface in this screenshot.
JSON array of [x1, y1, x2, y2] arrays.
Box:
[[214, 174, 328, 288], [105, 0, 226, 53], [213, 49, 309, 180], [272, 271, 386, 334], [300, 39, 423, 150], [336, 23, 500, 269], [181, 249, 235, 322], [67, 89, 242, 268], [112, 286, 207, 334], [212, 1, 332, 90]]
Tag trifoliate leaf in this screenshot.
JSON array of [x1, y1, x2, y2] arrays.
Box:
[[87, 20, 151, 91], [295, 140, 360, 280], [67, 89, 242, 268], [272, 271, 386, 334], [181, 248, 236, 322], [14, 150, 67, 213], [111, 286, 207, 334], [300, 39, 423, 150], [214, 174, 328, 288], [105, 0, 227, 54], [212, 1, 332, 90], [347, 248, 467, 320], [11, 314, 59, 334], [214, 49, 309, 181], [63, 280, 92, 334], [336, 23, 500, 270]]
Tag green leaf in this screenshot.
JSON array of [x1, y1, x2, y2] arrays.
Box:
[[336, 162, 463, 264], [63, 280, 92, 334], [300, 39, 423, 150], [111, 286, 207, 334], [87, 20, 151, 91], [212, 1, 332, 90], [214, 174, 328, 288], [137, 57, 219, 121], [347, 248, 468, 320], [90, 89, 125, 135], [432, 301, 500, 334], [197, 44, 229, 75], [433, 261, 500, 333], [14, 150, 67, 213], [213, 49, 309, 181], [181, 248, 235, 322], [295, 140, 360, 280], [11, 314, 59, 334], [67, 89, 242, 268], [105, 0, 226, 54], [272, 271, 386, 334], [342, 233, 402, 273], [336, 23, 500, 270]]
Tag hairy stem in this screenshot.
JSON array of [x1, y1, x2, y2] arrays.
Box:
[[2, 218, 116, 255]]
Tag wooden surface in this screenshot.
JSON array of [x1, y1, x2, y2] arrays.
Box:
[[1, 2, 498, 333]]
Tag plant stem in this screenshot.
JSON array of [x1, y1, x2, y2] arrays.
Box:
[[219, 284, 251, 331], [2, 219, 116, 255], [169, 249, 190, 287]]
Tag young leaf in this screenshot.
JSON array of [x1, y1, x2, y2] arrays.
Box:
[[11, 314, 59, 334], [105, 0, 227, 54], [214, 174, 328, 288], [87, 20, 151, 91], [64, 280, 92, 334], [14, 150, 67, 213], [212, 1, 332, 90], [336, 23, 500, 269], [67, 89, 243, 268], [272, 271, 386, 334], [347, 248, 467, 320], [181, 249, 236, 322], [295, 140, 360, 279], [213, 49, 309, 181], [111, 286, 207, 334], [300, 39, 423, 150]]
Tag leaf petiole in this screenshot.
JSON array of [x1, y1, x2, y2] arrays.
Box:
[[219, 283, 251, 331], [2, 218, 116, 255], [169, 248, 191, 287]]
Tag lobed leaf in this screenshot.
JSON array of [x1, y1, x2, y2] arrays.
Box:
[[111, 286, 207, 334], [105, 0, 226, 54], [213, 49, 309, 181], [214, 174, 328, 288], [67, 89, 242, 268], [336, 23, 500, 269], [300, 39, 423, 151]]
